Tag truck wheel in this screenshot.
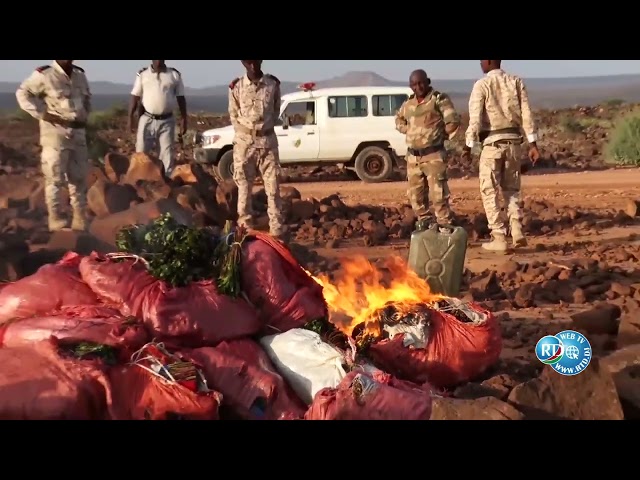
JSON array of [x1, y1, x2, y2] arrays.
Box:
[[354, 146, 394, 183], [216, 150, 234, 181]]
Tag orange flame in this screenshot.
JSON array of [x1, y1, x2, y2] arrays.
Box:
[[310, 255, 444, 337]]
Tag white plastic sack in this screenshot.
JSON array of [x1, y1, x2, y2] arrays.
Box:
[[259, 328, 348, 405]]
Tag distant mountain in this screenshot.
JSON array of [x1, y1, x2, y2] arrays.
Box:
[[2, 70, 640, 113], [3, 70, 640, 96]]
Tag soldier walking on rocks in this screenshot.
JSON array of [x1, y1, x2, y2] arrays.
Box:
[[128, 60, 188, 178], [463, 60, 541, 253], [395, 69, 461, 230], [228, 60, 287, 242], [16, 60, 92, 232]]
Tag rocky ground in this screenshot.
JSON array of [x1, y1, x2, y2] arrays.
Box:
[[1, 102, 640, 420]]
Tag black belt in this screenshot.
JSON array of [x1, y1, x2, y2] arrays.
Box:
[[488, 138, 523, 147], [408, 145, 444, 156], [144, 112, 173, 120], [479, 127, 521, 142]]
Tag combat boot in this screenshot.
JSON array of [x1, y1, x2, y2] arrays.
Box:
[[71, 210, 89, 232], [481, 232, 508, 253], [510, 221, 527, 248]]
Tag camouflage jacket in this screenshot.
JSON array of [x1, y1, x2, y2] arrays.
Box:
[[395, 89, 460, 150], [228, 73, 281, 149], [465, 69, 538, 148], [15, 61, 91, 147]]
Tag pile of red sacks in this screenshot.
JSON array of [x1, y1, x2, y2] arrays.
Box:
[[0, 232, 500, 420]]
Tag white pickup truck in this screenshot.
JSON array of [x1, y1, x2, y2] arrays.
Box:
[[193, 84, 413, 183]]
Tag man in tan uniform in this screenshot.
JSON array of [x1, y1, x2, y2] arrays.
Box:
[[463, 60, 541, 253], [228, 60, 286, 241], [16, 60, 92, 231], [395, 69, 461, 229]]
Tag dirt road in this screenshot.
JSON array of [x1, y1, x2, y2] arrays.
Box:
[[291, 168, 640, 274], [290, 168, 640, 209]]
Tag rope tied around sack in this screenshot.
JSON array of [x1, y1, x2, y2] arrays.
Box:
[[106, 252, 151, 269], [129, 341, 208, 390], [223, 231, 248, 249]]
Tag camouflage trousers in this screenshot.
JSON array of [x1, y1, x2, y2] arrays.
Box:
[[406, 151, 452, 223], [479, 142, 523, 235], [233, 143, 284, 236], [41, 143, 89, 221]]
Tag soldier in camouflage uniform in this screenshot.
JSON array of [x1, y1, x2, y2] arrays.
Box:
[[463, 60, 541, 253], [16, 60, 92, 232], [395, 69, 461, 229], [228, 60, 287, 241]]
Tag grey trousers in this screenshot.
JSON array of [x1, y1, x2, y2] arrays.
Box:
[[136, 114, 176, 176]]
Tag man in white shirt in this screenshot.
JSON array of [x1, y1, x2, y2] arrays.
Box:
[[128, 60, 188, 177]]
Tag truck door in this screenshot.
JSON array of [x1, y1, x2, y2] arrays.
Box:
[[277, 100, 320, 162]]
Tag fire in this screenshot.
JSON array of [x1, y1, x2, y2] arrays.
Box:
[[310, 255, 444, 337]]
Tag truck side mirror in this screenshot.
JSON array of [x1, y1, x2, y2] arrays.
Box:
[[283, 116, 290, 130]]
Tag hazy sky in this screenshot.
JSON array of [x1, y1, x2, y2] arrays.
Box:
[[1, 60, 639, 88]]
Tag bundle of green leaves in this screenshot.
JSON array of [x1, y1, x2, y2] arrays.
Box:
[[115, 213, 219, 288], [65, 342, 119, 365], [213, 221, 248, 297]]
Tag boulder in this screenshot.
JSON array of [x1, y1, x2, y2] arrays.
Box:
[[289, 199, 316, 222], [46, 230, 114, 255], [507, 358, 624, 420], [0, 234, 30, 281], [89, 199, 193, 247], [431, 396, 524, 420], [121, 153, 166, 186], [602, 346, 640, 419], [171, 185, 228, 226], [170, 164, 199, 184], [216, 180, 238, 221], [623, 198, 639, 218], [571, 304, 621, 335], [0, 175, 43, 210], [134, 180, 171, 202], [103, 152, 130, 183], [617, 312, 640, 348], [86, 165, 108, 189], [87, 179, 141, 218]]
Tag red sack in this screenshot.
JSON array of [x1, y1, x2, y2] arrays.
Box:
[[183, 339, 307, 420], [79, 253, 262, 347], [304, 370, 433, 420], [368, 302, 502, 389], [242, 233, 327, 333], [0, 340, 111, 420], [0, 305, 148, 354], [0, 252, 99, 324], [108, 343, 222, 420]]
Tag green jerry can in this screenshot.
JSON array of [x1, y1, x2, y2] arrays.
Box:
[[407, 223, 468, 297]]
